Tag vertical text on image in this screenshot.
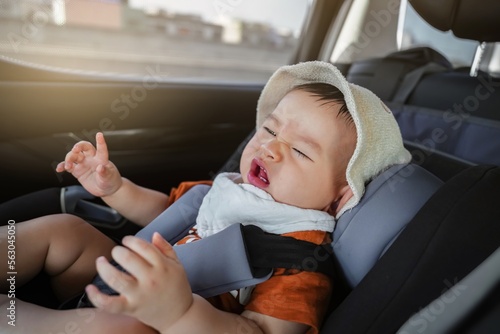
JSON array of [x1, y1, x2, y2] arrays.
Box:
[[6, 220, 17, 327]]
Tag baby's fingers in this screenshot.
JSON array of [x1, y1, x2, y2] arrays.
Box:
[[95, 256, 136, 295], [72, 141, 98, 158], [85, 284, 129, 314], [121, 236, 175, 271], [56, 141, 94, 170], [95, 161, 116, 179], [152, 232, 178, 261], [55, 161, 66, 173]]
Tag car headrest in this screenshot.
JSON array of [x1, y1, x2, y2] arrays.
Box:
[[332, 163, 443, 288], [409, 0, 500, 42]]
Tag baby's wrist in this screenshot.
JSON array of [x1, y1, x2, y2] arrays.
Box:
[[158, 294, 196, 334], [102, 176, 125, 199]]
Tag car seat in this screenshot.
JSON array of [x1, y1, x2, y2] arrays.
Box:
[[215, 131, 443, 289], [135, 162, 445, 296], [341, 46, 452, 102]]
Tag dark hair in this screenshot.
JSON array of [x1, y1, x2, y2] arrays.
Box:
[[293, 82, 354, 128]]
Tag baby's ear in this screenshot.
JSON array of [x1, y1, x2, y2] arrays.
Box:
[[328, 185, 354, 216]]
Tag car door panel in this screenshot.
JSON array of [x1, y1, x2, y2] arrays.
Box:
[[0, 60, 262, 201]]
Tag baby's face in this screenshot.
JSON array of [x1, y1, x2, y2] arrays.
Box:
[[240, 89, 356, 212]]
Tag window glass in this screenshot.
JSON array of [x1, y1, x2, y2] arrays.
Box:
[[329, 0, 478, 67], [0, 0, 311, 82], [399, 0, 478, 67], [329, 0, 401, 64]]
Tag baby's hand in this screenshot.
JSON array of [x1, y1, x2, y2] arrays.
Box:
[[56, 132, 122, 197], [85, 233, 193, 332]]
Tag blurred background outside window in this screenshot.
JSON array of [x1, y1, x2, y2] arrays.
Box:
[[0, 0, 311, 82]]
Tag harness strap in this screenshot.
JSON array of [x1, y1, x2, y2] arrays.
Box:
[[242, 225, 335, 279]]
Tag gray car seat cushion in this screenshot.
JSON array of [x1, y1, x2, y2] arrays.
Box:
[[135, 184, 210, 244], [333, 163, 443, 287]]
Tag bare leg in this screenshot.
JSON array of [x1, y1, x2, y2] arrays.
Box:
[[0, 214, 116, 301], [0, 295, 158, 333]]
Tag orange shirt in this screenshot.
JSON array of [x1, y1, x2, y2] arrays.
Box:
[[168, 181, 333, 334]]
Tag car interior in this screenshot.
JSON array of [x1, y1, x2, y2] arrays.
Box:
[[1, 0, 499, 332]]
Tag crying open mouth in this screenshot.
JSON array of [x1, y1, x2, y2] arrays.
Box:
[[251, 159, 269, 185]]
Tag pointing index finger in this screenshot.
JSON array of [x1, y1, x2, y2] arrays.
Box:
[[95, 132, 110, 162]]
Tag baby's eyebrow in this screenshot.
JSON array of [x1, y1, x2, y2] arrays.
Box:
[[266, 114, 321, 154], [265, 113, 280, 125]]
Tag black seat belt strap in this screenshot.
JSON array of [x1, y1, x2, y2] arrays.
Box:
[[242, 225, 335, 279]]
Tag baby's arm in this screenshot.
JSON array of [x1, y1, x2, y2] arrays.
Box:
[[56, 132, 168, 226], [101, 177, 168, 227], [86, 233, 309, 334]]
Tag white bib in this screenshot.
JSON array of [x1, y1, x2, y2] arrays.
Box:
[[195, 173, 335, 238]]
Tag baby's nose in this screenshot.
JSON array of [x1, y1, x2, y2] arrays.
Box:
[[261, 139, 284, 161]]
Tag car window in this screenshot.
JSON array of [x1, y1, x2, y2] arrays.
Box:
[[397, 0, 478, 67], [0, 0, 311, 82], [328, 0, 401, 64], [329, 0, 478, 68]]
